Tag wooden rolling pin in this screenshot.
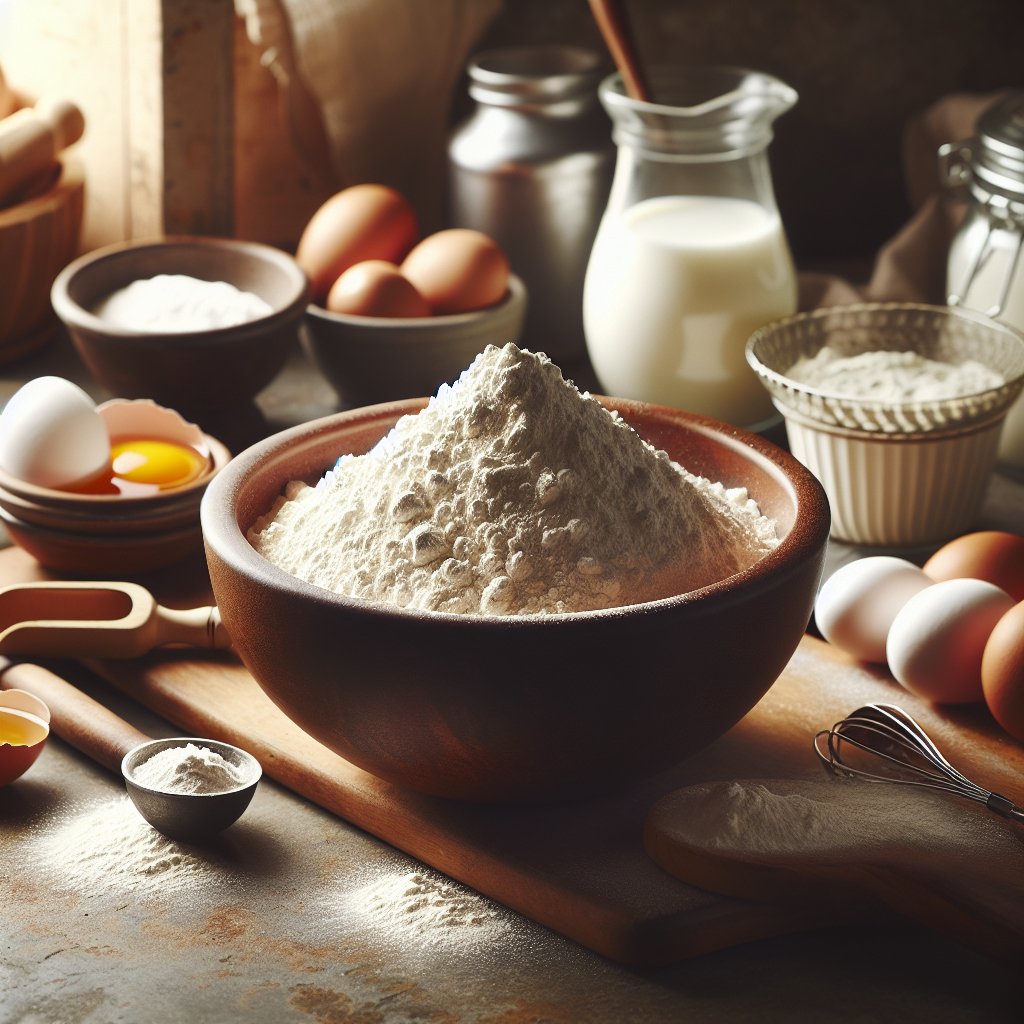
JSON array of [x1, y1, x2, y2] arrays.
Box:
[[0, 64, 29, 120], [0, 96, 84, 207], [0, 658, 148, 774]]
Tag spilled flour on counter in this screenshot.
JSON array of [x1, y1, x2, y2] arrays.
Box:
[[250, 343, 778, 615], [335, 868, 515, 950], [31, 796, 213, 896]]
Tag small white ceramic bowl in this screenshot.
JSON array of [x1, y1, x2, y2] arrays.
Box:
[[746, 303, 1024, 547]]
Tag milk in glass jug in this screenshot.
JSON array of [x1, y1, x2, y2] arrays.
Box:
[[583, 66, 798, 430]]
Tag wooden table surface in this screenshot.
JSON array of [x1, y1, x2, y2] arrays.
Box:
[[1, 333, 1022, 1024]]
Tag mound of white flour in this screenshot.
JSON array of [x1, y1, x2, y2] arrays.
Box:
[[250, 344, 778, 615]]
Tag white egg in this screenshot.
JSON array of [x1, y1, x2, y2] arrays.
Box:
[[886, 578, 1016, 704], [814, 556, 933, 662], [0, 376, 110, 488]]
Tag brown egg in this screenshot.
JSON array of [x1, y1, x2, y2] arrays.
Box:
[[982, 600, 1024, 740], [297, 184, 419, 303], [922, 531, 1024, 602], [401, 229, 509, 314], [326, 261, 430, 318]]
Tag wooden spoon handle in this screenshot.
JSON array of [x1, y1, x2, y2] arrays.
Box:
[[587, 0, 650, 101], [153, 604, 231, 650], [0, 659, 148, 773]]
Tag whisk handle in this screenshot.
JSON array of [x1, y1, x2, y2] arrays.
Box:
[[987, 791, 1024, 823]]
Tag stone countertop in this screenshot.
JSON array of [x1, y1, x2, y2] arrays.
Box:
[[1, 333, 1021, 1024]]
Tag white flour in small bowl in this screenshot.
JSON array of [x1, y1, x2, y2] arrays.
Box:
[[787, 347, 1004, 401], [250, 344, 778, 615], [132, 742, 248, 795], [94, 274, 272, 332]]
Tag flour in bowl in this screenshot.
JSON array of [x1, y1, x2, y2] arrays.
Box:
[[94, 274, 272, 331], [249, 344, 778, 615], [787, 347, 1004, 401]]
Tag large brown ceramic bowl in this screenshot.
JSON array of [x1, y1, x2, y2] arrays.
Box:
[[201, 398, 830, 802], [51, 236, 309, 415]]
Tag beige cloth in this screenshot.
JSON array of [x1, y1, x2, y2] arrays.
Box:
[[799, 92, 1000, 311], [236, 0, 501, 231], [232, 6, 999, 309]]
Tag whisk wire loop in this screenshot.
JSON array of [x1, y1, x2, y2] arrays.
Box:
[[814, 702, 1024, 824]]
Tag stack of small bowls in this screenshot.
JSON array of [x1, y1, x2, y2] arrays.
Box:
[[747, 302, 1024, 547], [0, 401, 231, 575]]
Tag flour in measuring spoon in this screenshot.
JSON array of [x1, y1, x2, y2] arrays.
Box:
[[250, 343, 778, 616], [94, 274, 272, 331], [787, 347, 1005, 401]]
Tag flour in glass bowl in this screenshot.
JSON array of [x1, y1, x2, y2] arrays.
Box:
[[787, 347, 1005, 401], [250, 344, 778, 616]]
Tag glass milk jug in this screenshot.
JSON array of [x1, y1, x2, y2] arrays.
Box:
[[583, 67, 798, 430], [940, 91, 1024, 475]]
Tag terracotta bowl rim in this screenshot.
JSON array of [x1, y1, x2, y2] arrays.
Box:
[[0, 504, 202, 547], [304, 273, 526, 331], [202, 396, 831, 628], [50, 235, 310, 343]]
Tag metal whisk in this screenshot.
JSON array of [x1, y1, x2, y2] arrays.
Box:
[[814, 703, 1024, 824]]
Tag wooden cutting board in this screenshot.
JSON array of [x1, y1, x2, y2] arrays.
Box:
[[4, 547, 1022, 965]]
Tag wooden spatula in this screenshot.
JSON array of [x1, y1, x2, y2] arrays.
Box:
[[644, 776, 1024, 962]]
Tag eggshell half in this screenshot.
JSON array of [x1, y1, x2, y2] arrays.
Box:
[[0, 689, 50, 787], [97, 398, 210, 456]]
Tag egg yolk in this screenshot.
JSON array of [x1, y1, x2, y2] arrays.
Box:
[[69, 438, 210, 494], [0, 711, 47, 747], [110, 439, 208, 488]]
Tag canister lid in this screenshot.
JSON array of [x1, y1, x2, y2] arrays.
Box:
[[973, 92, 1024, 202], [467, 46, 606, 108]]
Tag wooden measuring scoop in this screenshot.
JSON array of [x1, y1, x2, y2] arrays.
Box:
[[644, 776, 1024, 962], [0, 580, 230, 659]]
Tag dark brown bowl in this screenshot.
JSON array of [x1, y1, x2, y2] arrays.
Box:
[[201, 398, 830, 802], [302, 275, 527, 407], [51, 237, 310, 413]]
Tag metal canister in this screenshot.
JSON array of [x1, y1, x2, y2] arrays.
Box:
[[447, 46, 614, 371], [940, 92, 1024, 472]]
